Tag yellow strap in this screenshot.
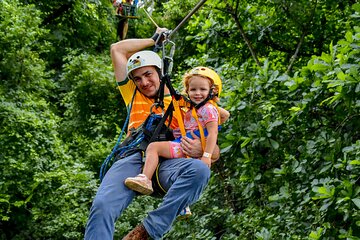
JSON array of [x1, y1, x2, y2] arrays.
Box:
[[174, 98, 192, 158], [191, 108, 206, 151], [173, 98, 186, 137], [191, 101, 221, 152], [155, 164, 167, 194]]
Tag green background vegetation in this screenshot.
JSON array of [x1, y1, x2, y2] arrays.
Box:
[[0, 0, 359, 239]]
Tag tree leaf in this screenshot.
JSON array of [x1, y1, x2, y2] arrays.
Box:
[[352, 198, 360, 209]]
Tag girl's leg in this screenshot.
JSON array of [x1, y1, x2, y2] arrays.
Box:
[[124, 142, 172, 195], [143, 141, 172, 179]]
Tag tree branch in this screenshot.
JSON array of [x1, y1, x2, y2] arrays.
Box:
[[286, 0, 318, 73], [286, 31, 306, 73], [224, 0, 261, 67]]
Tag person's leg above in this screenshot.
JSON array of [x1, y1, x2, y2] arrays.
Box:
[[84, 152, 143, 240]]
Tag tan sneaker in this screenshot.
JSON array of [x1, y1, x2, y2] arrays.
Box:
[[124, 174, 154, 195], [122, 224, 149, 240]]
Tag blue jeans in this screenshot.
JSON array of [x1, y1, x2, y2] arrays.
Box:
[[84, 152, 210, 240]]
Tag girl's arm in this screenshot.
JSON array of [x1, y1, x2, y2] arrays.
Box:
[[218, 107, 230, 124], [180, 133, 221, 161], [201, 121, 218, 167]]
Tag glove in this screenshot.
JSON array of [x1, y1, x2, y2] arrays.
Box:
[[151, 28, 171, 52]]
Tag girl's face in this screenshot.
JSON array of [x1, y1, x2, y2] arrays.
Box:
[[187, 75, 211, 104]]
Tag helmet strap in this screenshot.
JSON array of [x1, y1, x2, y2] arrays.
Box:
[[156, 67, 164, 101]]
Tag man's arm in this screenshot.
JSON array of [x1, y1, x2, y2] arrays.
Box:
[[180, 133, 221, 163], [110, 28, 167, 83]]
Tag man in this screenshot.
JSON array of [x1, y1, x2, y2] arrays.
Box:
[[84, 27, 220, 240]]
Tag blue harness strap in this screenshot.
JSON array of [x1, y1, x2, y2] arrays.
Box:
[[99, 97, 174, 182], [99, 113, 164, 181], [99, 89, 136, 181], [172, 126, 222, 143]]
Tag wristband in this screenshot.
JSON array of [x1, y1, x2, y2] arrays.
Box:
[[151, 32, 159, 42], [202, 152, 212, 159]]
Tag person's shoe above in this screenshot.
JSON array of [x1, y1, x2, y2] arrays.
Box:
[[122, 224, 149, 240], [178, 206, 192, 220], [125, 174, 154, 195]]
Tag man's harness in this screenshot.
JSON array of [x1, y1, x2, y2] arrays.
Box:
[[99, 90, 176, 184]]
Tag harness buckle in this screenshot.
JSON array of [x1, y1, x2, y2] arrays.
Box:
[[150, 102, 165, 116]]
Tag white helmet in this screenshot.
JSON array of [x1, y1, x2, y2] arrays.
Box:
[[126, 50, 162, 79]]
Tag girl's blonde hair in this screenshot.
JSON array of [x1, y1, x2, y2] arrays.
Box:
[[183, 73, 220, 103]]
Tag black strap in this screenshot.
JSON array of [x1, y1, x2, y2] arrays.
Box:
[[162, 73, 182, 100], [149, 102, 174, 143], [157, 76, 165, 109]]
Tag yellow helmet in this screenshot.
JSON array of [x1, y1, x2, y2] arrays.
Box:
[[187, 66, 222, 97]]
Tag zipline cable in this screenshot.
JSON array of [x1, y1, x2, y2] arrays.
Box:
[[168, 0, 207, 39], [140, 0, 207, 40], [155, 0, 208, 75]]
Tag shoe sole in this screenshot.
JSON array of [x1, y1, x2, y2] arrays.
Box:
[[177, 213, 192, 220], [125, 179, 153, 195]]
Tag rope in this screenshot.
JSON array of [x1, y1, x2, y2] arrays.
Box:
[[99, 109, 130, 181], [142, 7, 159, 28], [99, 89, 136, 181]]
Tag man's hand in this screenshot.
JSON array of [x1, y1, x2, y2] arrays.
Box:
[[152, 27, 170, 52], [180, 131, 202, 159], [180, 131, 221, 163], [155, 27, 168, 35]]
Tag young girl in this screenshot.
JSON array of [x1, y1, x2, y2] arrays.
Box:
[[125, 67, 230, 197]]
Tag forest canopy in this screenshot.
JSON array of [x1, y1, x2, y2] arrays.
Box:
[[0, 0, 359, 239]]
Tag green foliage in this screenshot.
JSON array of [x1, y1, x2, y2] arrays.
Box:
[[59, 50, 123, 139], [167, 6, 359, 239], [166, 0, 357, 73], [0, 0, 52, 95], [0, 0, 112, 239], [1, 0, 360, 239], [22, 0, 117, 69], [0, 91, 98, 239]]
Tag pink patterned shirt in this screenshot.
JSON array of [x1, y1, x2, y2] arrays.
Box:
[[172, 102, 219, 139]]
